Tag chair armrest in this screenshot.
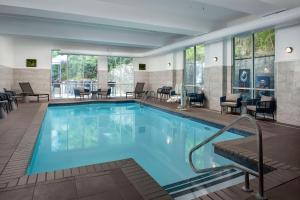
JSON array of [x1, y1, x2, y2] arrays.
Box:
[[220, 96, 226, 103], [236, 97, 243, 107]]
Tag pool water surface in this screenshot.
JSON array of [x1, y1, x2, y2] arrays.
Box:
[[28, 103, 243, 186]]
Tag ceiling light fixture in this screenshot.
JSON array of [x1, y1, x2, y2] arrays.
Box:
[[286, 47, 293, 53]]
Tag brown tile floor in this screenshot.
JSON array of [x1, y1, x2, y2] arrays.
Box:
[[1, 99, 300, 200], [0, 168, 145, 200]]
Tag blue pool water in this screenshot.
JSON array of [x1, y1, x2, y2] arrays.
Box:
[[28, 103, 243, 186]]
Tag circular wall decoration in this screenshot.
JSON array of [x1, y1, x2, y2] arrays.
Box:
[[240, 70, 248, 82]]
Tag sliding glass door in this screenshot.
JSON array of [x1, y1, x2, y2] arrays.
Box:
[[51, 50, 98, 98]]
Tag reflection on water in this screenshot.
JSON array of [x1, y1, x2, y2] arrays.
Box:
[[28, 103, 242, 185]]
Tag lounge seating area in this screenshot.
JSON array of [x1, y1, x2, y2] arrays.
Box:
[[220, 93, 242, 114], [247, 95, 276, 120], [220, 93, 276, 120]]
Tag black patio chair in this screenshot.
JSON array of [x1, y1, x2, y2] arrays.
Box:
[[157, 86, 172, 99], [74, 88, 84, 100], [99, 88, 111, 99], [188, 92, 205, 107], [0, 93, 10, 113], [3, 88, 19, 107], [246, 95, 276, 120]]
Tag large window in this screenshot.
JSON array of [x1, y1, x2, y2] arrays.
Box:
[[184, 44, 205, 93], [107, 56, 134, 97], [51, 50, 98, 98], [232, 29, 275, 99]]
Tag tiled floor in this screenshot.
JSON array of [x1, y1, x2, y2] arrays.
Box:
[[0, 98, 300, 200], [0, 161, 163, 200]]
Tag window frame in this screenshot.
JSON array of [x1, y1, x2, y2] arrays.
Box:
[[232, 29, 275, 99], [183, 44, 205, 93]]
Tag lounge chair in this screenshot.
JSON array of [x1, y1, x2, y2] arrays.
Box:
[[126, 82, 145, 98], [246, 95, 276, 120], [19, 82, 49, 102], [220, 93, 242, 114]]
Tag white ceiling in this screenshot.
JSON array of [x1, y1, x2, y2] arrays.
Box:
[[0, 0, 300, 51]]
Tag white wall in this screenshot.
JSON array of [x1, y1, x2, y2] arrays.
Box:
[[204, 39, 232, 68], [205, 41, 224, 68], [136, 50, 183, 72], [3, 35, 147, 69], [275, 25, 300, 62], [0, 35, 14, 67], [275, 24, 300, 126]]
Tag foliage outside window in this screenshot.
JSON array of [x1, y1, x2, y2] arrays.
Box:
[[107, 56, 134, 96], [51, 50, 98, 98], [184, 44, 205, 93], [232, 29, 275, 100]]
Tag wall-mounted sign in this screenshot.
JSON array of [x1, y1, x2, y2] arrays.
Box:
[[26, 59, 37, 67], [139, 63, 146, 70]]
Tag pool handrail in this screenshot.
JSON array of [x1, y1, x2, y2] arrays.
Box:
[[188, 114, 266, 200], [140, 91, 156, 106]]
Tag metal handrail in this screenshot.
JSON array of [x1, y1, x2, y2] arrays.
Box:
[[188, 114, 266, 200], [140, 91, 156, 106]]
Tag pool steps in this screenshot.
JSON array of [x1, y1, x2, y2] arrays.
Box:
[[163, 168, 244, 200]]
